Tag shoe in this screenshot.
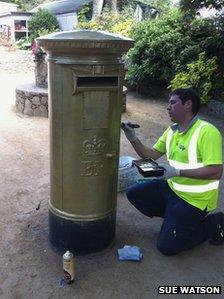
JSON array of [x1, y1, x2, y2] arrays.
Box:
[[209, 212, 224, 246]]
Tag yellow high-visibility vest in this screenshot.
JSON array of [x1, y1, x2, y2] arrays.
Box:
[[154, 119, 222, 211]]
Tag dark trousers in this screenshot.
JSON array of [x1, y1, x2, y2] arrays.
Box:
[[126, 180, 216, 255]]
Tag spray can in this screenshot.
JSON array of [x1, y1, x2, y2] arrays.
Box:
[[63, 250, 74, 284]]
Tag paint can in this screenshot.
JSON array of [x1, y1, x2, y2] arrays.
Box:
[[63, 250, 74, 284]]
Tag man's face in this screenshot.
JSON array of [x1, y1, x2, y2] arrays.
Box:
[[167, 94, 187, 123]]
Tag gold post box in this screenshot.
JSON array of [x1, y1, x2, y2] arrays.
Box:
[[37, 30, 133, 253]]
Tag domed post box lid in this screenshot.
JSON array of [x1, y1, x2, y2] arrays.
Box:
[[36, 30, 134, 58]]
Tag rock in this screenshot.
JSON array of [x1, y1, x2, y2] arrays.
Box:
[[35, 60, 48, 88], [34, 105, 48, 117], [17, 101, 25, 113], [31, 96, 40, 106], [23, 100, 34, 116], [202, 100, 224, 118], [41, 97, 48, 106]]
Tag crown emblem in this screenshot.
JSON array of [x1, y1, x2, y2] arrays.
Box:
[[83, 135, 107, 156]]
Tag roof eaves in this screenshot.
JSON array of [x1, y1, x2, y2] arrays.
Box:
[[31, 0, 92, 15], [0, 1, 18, 7]]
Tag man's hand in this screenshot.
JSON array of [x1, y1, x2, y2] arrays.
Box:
[[159, 163, 180, 180], [121, 122, 137, 142]]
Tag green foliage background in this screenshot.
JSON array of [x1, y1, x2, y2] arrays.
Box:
[[179, 0, 224, 15], [76, 1, 224, 103], [126, 9, 224, 103], [169, 53, 220, 104], [5, 0, 224, 103], [78, 5, 136, 37]]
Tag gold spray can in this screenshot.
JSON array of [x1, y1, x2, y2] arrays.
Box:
[[63, 250, 74, 284]]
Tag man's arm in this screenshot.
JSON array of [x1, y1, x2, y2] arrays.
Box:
[[161, 164, 223, 180], [130, 138, 164, 160], [180, 165, 223, 180], [161, 124, 223, 181], [121, 122, 164, 160]]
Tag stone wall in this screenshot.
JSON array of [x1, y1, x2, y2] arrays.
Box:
[[35, 60, 48, 88], [16, 84, 48, 117], [201, 100, 224, 118]]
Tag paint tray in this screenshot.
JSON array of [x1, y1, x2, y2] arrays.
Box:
[[132, 158, 164, 177]]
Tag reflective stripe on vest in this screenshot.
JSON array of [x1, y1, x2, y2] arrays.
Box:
[[172, 181, 219, 193], [166, 121, 219, 194]]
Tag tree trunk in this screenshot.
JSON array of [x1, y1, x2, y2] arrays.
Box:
[[92, 0, 104, 19], [110, 0, 118, 12]]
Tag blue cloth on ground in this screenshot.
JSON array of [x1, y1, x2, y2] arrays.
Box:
[[117, 245, 143, 261]]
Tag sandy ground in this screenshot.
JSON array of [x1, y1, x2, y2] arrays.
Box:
[[0, 46, 224, 298]]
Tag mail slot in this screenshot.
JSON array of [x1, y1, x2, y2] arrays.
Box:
[[77, 76, 118, 87], [37, 30, 133, 254]]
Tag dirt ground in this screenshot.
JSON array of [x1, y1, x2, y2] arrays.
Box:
[[0, 46, 224, 299]]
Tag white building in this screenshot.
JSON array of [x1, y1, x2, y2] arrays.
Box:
[[0, 1, 32, 41], [0, 0, 92, 42], [198, 7, 223, 18], [0, 12, 33, 41]]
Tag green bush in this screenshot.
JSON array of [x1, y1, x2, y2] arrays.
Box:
[[188, 17, 221, 58], [169, 53, 219, 104], [126, 9, 224, 102], [77, 4, 92, 23], [28, 9, 60, 41], [127, 9, 189, 86], [111, 19, 135, 37], [16, 37, 32, 50]]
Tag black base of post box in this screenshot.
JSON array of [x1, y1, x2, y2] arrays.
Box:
[[49, 210, 116, 254]]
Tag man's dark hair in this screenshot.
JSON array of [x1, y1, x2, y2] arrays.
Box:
[[170, 88, 201, 115]]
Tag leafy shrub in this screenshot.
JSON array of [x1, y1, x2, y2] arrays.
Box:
[[188, 17, 221, 58], [126, 8, 224, 102], [77, 6, 135, 37], [169, 53, 219, 104], [16, 37, 31, 50], [111, 19, 136, 37], [127, 9, 189, 86], [77, 4, 92, 23], [28, 9, 60, 41]]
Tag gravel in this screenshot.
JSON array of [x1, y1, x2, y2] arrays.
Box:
[[0, 45, 35, 74]]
